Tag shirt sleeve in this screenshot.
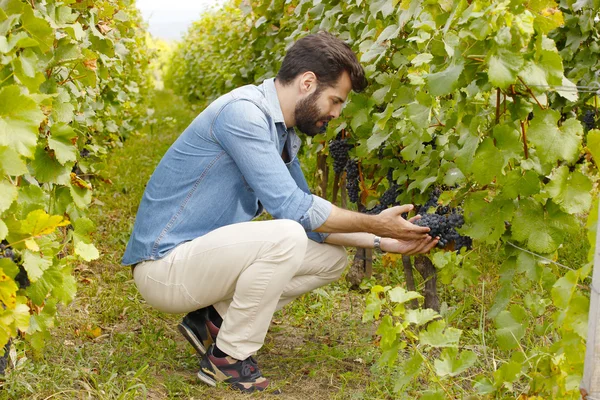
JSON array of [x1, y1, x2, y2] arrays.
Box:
[[211, 99, 332, 233], [287, 156, 330, 243]]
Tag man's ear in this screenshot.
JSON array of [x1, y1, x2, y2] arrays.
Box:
[[298, 71, 317, 94]]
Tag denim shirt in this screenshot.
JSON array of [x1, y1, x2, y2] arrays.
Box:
[[121, 78, 333, 265]]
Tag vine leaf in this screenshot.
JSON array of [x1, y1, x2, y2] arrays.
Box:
[[388, 286, 423, 304], [0, 180, 17, 213], [434, 347, 477, 377], [21, 3, 54, 53], [472, 138, 503, 185], [494, 306, 526, 350], [586, 129, 600, 167], [527, 110, 582, 166], [487, 49, 523, 88], [462, 192, 514, 243], [511, 199, 578, 253], [0, 145, 27, 176], [23, 250, 52, 282], [0, 85, 45, 158], [419, 320, 462, 347], [48, 123, 78, 165], [426, 60, 464, 97], [0, 271, 18, 309], [546, 166, 592, 214], [405, 308, 439, 326]]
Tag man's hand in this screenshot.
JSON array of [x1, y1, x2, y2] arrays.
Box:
[[375, 205, 430, 241], [380, 235, 438, 255]]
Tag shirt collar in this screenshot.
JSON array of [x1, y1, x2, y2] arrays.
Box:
[[261, 78, 286, 125]]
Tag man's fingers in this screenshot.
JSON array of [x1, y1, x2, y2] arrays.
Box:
[[408, 236, 438, 255], [408, 215, 421, 223], [394, 204, 414, 214]]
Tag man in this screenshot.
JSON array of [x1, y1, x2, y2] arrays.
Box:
[[122, 31, 437, 393]]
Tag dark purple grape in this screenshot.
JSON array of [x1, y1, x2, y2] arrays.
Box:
[[345, 159, 360, 203]]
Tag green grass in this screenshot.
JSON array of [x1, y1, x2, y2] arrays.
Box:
[[0, 90, 591, 399]]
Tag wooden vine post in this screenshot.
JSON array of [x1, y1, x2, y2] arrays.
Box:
[[581, 200, 600, 399]]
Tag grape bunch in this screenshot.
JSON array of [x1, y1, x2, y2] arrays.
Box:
[[329, 137, 352, 174], [415, 209, 471, 251], [584, 110, 597, 131], [345, 159, 360, 203], [365, 184, 401, 215], [419, 187, 442, 214]]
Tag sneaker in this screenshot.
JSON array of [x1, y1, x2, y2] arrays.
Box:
[[197, 344, 272, 393], [178, 308, 220, 356]]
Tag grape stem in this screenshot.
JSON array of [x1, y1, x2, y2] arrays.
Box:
[[518, 76, 546, 110]]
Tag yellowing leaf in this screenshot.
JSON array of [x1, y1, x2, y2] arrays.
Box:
[[20, 209, 70, 237], [25, 238, 40, 251], [0, 272, 18, 309]]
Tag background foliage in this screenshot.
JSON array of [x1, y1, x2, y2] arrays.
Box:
[[167, 0, 600, 397], [0, 0, 152, 353]]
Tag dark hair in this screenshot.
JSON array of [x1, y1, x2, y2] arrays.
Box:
[[276, 31, 367, 93]]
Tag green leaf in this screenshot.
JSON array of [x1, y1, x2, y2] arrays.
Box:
[[546, 166, 592, 214], [487, 49, 523, 89], [51, 89, 75, 124], [588, 129, 600, 168], [551, 270, 578, 309], [511, 199, 578, 253], [48, 123, 77, 165], [0, 85, 44, 158], [23, 250, 52, 282], [388, 286, 423, 304], [455, 126, 479, 174], [528, 111, 582, 166], [30, 145, 72, 184], [21, 3, 54, 53], [462, 192, 514, 243], [74, 241, 99, 261], [377, 24, 400, 42], [0, 219, 7, 241], [394, 353, 423, 392], [0, 146, 27, 176], [493, 359, 522, 384], [0, 180, 17, 213], [426, 61, 464, 97], [473, 377, 495, 394], [412, 53, 433, 67], [51, 266, 76, 304], [376, 315, 400, 350], [69, 182, 92, 209], [420, 320, 462, 347], [495, 309, 525, 350], [406, 102, 430, 129], [472, 138, 503, 185], [405, 308, 439, 326], [498, 169, 540, 199], [367, 127, 392, 152], [493, 124, 522, 166], [434, 348, 477, 377]]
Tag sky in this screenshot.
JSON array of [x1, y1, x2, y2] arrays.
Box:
[[136, 0, 226, 41]]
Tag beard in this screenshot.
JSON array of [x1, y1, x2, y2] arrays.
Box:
[[294, 89, 331, 137]]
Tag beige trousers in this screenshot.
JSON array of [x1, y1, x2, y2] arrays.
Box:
[[132, 219, 347, 360]]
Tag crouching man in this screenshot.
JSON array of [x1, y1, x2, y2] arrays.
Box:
[[122, 31, 437, 393]]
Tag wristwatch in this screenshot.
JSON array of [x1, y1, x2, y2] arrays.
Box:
[[374, 236, 382, 252]]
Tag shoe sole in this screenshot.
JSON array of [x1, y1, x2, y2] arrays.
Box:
[[197, 369, 217, 387], [178, 323, 208, 356]]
